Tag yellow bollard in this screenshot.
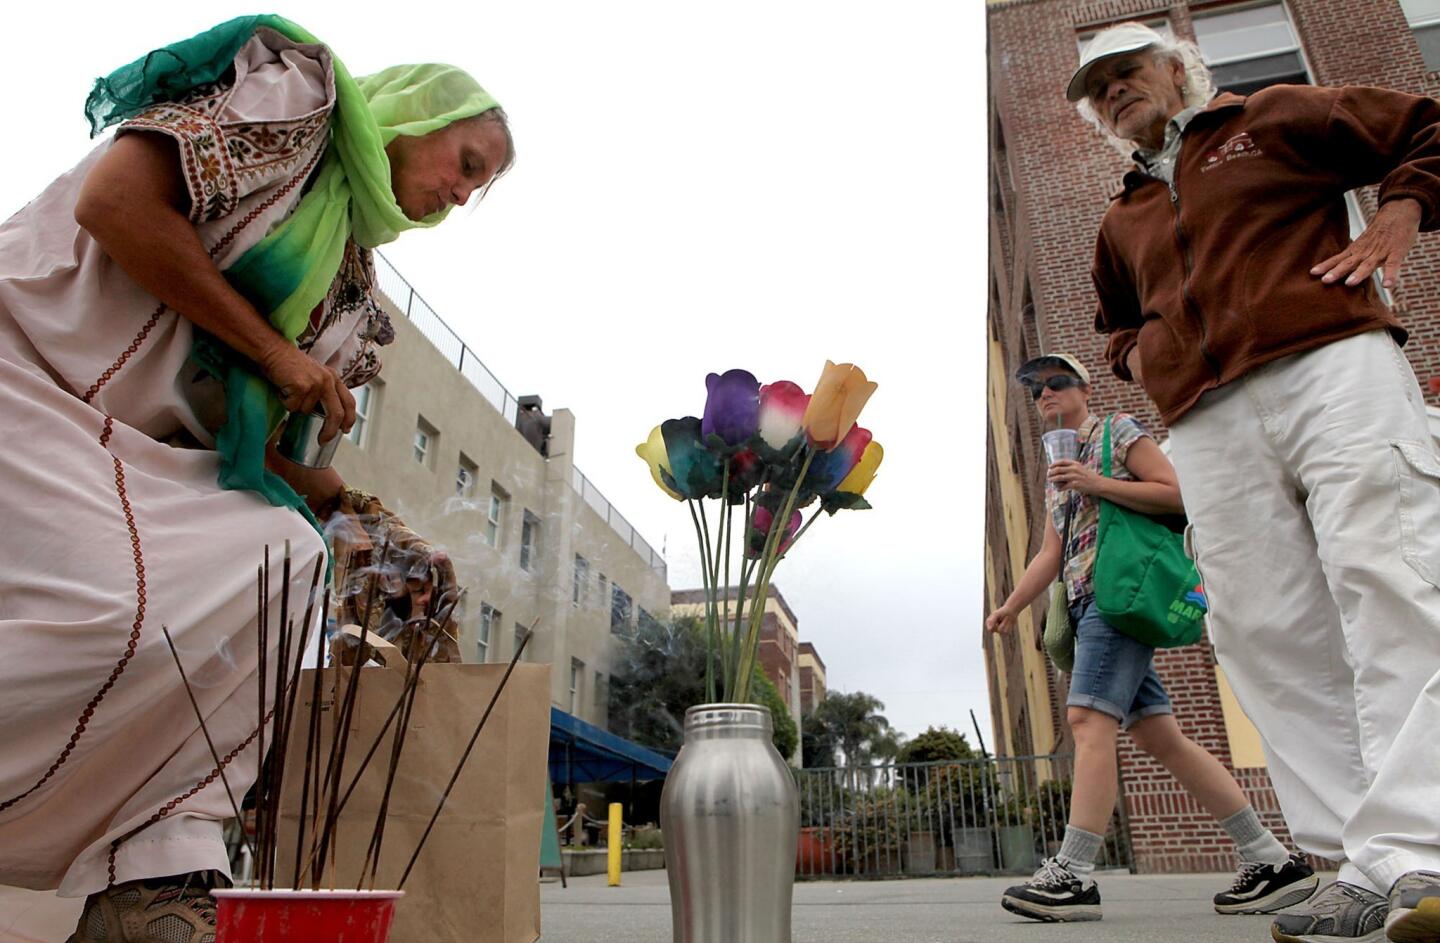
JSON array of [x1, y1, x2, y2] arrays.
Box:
[[607, 803, 623, 886]]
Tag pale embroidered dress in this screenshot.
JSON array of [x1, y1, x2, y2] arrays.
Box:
[[0, 29, 390, 896]]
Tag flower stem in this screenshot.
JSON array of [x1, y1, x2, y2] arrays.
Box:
[[733, 449, 814, 702], [688, 500, 716, 704]]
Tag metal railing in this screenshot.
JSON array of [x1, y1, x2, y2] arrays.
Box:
[[794, 755, 1132, 879], [372, 251, 666, 576], [572, 467, 667, 576]]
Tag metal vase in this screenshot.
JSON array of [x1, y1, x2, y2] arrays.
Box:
[[660, 703, 799, 943]]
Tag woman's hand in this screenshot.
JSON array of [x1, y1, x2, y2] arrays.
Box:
[[985, 603, 1019, 635], [259, 341, 357, 443], [1047, 460, 1104, 495]]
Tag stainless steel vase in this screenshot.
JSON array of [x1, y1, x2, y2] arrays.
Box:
[[660, 703, 799, 943]]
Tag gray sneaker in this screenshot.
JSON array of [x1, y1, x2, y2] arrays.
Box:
[[1270, 881, 1388, 943], [1386, 870, 1440, 943]]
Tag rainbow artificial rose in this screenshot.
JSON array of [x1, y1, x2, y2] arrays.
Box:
[[660, 417, 724, 499], [836, 440, 883, 497], [801, 361, 877, 450], [702, 369, 760, 449], [635, 424, 683, 500], [746, 504, 803, 559], [805, 425, 873, 495], [757, 381, 810, 452]]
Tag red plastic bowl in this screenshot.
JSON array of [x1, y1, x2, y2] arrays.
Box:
[[212, 889, 403, 942]]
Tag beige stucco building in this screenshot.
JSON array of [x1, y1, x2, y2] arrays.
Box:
[[332, 252, 671, 730]]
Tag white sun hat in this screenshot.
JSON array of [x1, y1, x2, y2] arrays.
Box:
[[1066, 22, 1167, 102]]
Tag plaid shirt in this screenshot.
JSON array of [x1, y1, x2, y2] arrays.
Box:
[[1046, 413, 1150, 603]]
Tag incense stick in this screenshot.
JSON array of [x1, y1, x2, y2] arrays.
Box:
[[398, 622, 536, 889], [159, 624, 255, 865]]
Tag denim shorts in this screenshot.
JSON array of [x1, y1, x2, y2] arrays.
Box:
[[1066, 596, 1173, 729]]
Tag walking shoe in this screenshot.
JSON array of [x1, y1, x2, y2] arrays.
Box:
[[1000, 857, 1103, 922], [66, 871, 224, 943], [1386, 870, 1440, 943], [1270, 881, 1388, 943], [1215, 853, 1319, 914]]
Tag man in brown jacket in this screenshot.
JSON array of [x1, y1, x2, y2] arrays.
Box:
[[1073, 21, 1440, 943]]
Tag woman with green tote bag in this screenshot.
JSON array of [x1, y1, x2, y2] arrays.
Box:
[[984, 354, 1315, 923]]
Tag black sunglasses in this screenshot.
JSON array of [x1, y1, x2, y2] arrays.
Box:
[[1025, 375, 1085, 400]]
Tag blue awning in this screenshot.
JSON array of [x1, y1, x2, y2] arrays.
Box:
[[550, 707, 673, 784]]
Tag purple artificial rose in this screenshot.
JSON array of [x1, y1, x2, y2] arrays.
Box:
[[701, 369, 761, 448]]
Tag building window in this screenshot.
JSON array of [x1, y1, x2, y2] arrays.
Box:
[[485, 483, 507, 548], [569, 658, 584, 713], [1402, 0, 1440, 71], [520, 511, 539, 572], [456, 454, 477, 499], [477, 603, 498, 662], [514, 623, 528, 661], [572, 555, 589, 606], [1192, 3, 1307, 95], [413, 422, 433, 466], [638, 607, 661, 636], [347, 383, 374, 447], [610, 585, 633, 634]]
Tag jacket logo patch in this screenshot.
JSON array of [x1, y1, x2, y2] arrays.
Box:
[[1200, 132, 1262, 172]]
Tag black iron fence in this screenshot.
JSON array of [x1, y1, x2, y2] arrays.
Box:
[[793, 754, 1132, 879]]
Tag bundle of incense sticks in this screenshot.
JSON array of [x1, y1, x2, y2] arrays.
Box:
[[160, 540, 534, 892]]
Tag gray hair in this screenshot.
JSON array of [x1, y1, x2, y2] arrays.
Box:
[[1075, 34, 1216, 157]]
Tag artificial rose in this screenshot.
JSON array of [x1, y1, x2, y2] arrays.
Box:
[[806, 425, 873, 495], [801, 361, 877, 450], [660, 417, 724, 499], [746, 504, 803, 559], [702, 369, 760, 449], [756, 380, 810, 451], [635, 424, 683, 501], [836, 440, 883, 496]]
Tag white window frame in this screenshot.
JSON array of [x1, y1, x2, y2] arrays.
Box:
[[456, 459, 476, 499], [569, 658, 584, 713], [1400, 0, 1440, 72], [413, 426, 431, 466], [478, 604, 497, 662], [572, 555, 589, 606], [346, 383, 374, 447], [520, 511, 539, 572], [485, 484, 506, 548]]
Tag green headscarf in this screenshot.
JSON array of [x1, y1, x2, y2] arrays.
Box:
[[87, 16, 501, 527]]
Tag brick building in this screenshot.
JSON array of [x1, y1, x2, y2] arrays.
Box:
[[798, 642, 828, 715], [670, 585, 816, 765], [985, 0, 1440, 873]]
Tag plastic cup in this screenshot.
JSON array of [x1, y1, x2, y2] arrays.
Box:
[[1042, 429, 1079, 466], [212, 889, 402, 943]]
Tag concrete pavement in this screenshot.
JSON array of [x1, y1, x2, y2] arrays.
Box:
[[539, 868, 1336, 942]]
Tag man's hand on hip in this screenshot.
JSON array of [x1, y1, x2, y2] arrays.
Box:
[[1311, 197, 1422, 290]]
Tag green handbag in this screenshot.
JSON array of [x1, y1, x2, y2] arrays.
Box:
[[1092, 416, 1207, 648]]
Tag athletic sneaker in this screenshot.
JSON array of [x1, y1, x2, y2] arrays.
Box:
[[1214, 853, 1319, 914], [1000, 857, 1103, 922], [1270, 881, 1388, 943], [1385, 870, 1440, 943], [67, 870, 222, 943]]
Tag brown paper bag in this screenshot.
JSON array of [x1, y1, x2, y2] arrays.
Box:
[[276, 661, 551, 943]]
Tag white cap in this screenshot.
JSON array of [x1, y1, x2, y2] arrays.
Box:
[[1066, 22, 1166, 102], [1015, 354, 1091, 386]]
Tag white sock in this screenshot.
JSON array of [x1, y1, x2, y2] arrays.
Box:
[[1220, 806, 1290, 867], [1055, 825, 1103, 878]]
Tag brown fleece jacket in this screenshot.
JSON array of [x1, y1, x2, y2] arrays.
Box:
[[1093, 84, 1440, 424]]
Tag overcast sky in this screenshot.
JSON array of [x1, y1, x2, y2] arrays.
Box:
[[1, 3, 989, 745]]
